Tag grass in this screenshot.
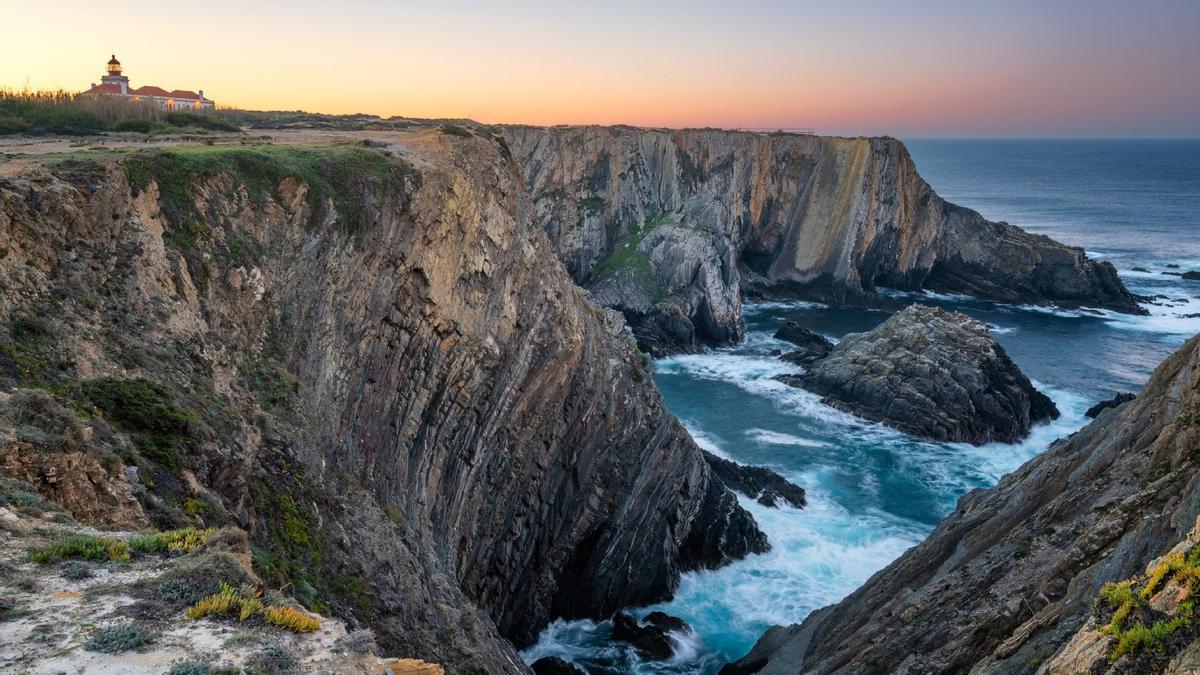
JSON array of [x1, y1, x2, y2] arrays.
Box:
[[119, 145, 417, 237], [0, 89, 239, 136], [1096, 544, 1200, 663], [591, 213, 669, 283], [129, 527, 213, 554], [29, 534, 130, 564], [186, 582, 320, 632]]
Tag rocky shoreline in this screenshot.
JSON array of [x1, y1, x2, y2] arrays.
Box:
[[726, 332, 1200, 674]]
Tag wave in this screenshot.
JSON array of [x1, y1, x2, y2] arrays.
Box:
[[656, 352, 869, 430], [745, 428, 830, 448], [741, 300, 828, 314]]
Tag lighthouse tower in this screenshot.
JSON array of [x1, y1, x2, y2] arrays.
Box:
[[100, 55, 129, 94]]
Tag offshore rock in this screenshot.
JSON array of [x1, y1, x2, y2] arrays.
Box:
[[725, 331, 1200, 674], [1085, 391, 1136, 418], [505, 126, 1143, 354], [611, 611, 692, 660], [778, 305, 1058, 444], [529, 657, 586, 675], [703, 450, 806, 509], [773, 321, 833, 366]]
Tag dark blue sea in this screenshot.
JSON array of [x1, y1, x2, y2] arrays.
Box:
[[524, 139, 1200, 673]]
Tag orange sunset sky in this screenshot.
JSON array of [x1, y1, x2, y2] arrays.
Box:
[[3, 0, 1199, 137]]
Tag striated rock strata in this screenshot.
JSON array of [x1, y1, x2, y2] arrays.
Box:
[[505, 126, 1142, 354], [725, 330, 1200, 674], [0, 130, 764, 671], [775, 305, 1059, 444]]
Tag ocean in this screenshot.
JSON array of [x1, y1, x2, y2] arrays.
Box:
[[523, 139, 1200, 674]]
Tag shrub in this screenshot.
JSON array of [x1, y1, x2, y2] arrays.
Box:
[[84, 622, 156, 653], [79, 378, 195, 470], [112, 118, 168, 134], [335, 628, 377, 654], [151, 551, 253, 607], [167, 660, 211, 675], [59, 560, 94, 581], [245, 642, 295, 674], [165, 111, 239, 132], [438, 123, 474, 138], [0, 478, 53, 511], [29, 534, 130, 564], [0, 390, 84, 452]]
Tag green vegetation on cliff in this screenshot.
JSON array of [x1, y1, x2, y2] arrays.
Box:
[[120, 145, 418, 235]]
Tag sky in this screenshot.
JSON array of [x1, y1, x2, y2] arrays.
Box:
[[3, 0, 1198, 137]]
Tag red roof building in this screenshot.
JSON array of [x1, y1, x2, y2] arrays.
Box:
[[82, 55, 214, 110]]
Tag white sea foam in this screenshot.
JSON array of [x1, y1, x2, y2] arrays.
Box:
[[741, 300, 828, 314], [745, 428, 830, 448], [657, 352, 868, 429]]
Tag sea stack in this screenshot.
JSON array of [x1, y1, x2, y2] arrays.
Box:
[[776, 305, 1059, 444]]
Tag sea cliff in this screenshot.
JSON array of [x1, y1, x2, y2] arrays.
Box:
[[0, 129, 763, 671], [507, 126, 1141, 354]]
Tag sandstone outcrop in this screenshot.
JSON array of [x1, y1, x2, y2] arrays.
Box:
[[505, 126, 1143, 354], [775, 305, 1058, 444], [0, 130, 764, 671], [724, 330, 1200, 674]]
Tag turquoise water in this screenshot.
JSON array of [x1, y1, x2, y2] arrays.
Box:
[[523, 139, 1200, 673]]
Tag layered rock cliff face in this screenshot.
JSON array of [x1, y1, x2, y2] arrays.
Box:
[[505, 126, 1141, 354], [0, 130, 764, 671], [726, 331, 1200, 674]]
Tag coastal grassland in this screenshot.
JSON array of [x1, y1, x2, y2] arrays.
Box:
[[118, 144, 419, 235], [591, 212, 670, 282], [0, 89, 238, 136]]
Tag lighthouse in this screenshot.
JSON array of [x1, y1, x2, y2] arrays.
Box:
[[100, 55, 129, 95]]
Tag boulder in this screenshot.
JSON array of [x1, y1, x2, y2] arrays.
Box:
[[776, 305, 1059, 444], [610, 611, 691, 660], [1085, 392, 1137, 418], [702, 451, 806, 509], [773, 322, 834, 366], [530, 656, 586, 675], [1182, 271, 1200, 281]]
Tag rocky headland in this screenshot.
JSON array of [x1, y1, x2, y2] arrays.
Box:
[[505, 126, 1143, 354], [0, 128, 765, 672], [774, 305, 1059, 444], [725, 331, 1200, 673]]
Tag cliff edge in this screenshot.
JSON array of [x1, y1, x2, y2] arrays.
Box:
[[506, 126, 1142, 354], [0, 129, 764, 672]]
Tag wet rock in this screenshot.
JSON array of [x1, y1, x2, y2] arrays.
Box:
[[1183, 271, 1200, 281], [530, 656, 586, 675], [778, 305, 1059, 444], [611, 611, 691, 660], [702, 451, 806, 509], [726, 332, 1200, 675], [773, 322, 833, 366], [1132, 266, 1151, 272], [1085, 392, 1137, 418]]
